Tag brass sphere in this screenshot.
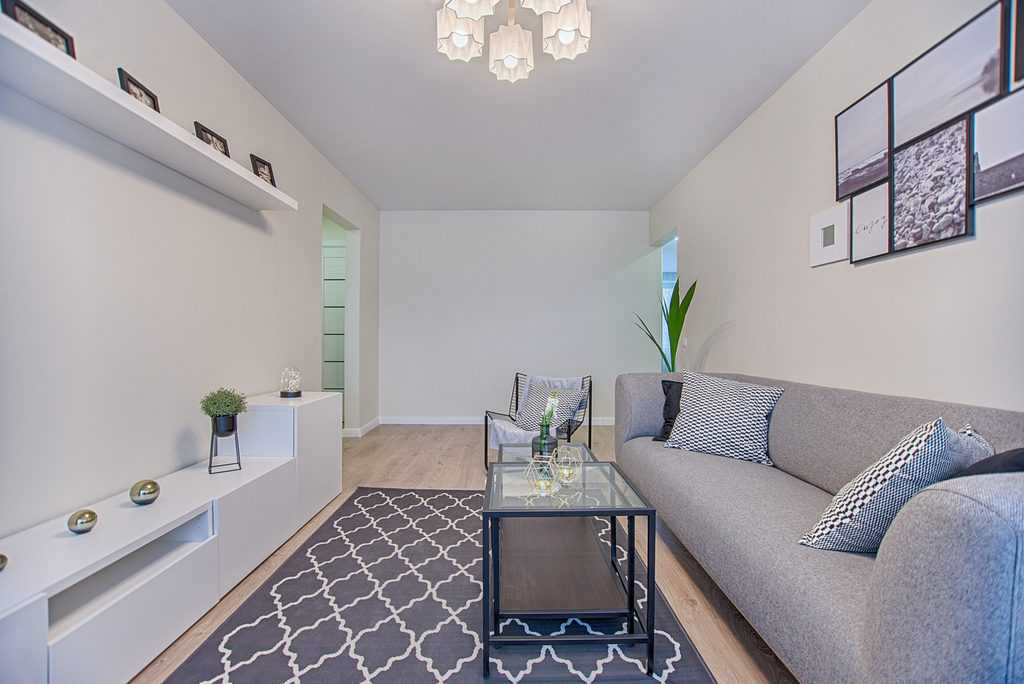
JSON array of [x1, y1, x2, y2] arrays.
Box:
[[0, 553, 7, 571], [67, 509, 98, 534], [130, 479, 160, 506]]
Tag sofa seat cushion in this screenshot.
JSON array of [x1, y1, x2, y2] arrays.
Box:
[[618, 437, 874, 683]]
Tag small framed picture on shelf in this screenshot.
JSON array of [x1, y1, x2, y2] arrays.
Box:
[[850, 182, 890, 263], [117, 68, 159, 112], [194, 122, 229, 157], [972, 88, 1024, 203], [250, 154, 276, 187], [1, 0, 75, 58]]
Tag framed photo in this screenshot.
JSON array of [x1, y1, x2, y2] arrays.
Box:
[[808, 203, 850, 267], [1, 0, 75, 58], [893, 118, 970, 252], [972, 88, 1024, 203], [835, 82, 890, 200], [117, 68, 159, 113], [893, 2, 1004, 148], [1014, 0, 1023, 90], [194, 122, 229, 157], [250, 154, 276, 187], [850, 182, 890, 263]]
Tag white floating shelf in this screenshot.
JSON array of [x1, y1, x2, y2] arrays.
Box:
[[0, 17, 298, 212]]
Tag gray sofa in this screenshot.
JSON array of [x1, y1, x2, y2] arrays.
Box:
[[615, 372, 1024, 684]]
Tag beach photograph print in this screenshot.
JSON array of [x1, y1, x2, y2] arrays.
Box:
[[1014, 0, 1023, 90], [836, 83, 889, 199], [973, 89, 1024, 202], [893, 119, 969, 252], [850, 182, 890, 262], [893, 2, 1002, 147]]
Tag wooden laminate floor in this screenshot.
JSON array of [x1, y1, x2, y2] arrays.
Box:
[[134, 426, 796, 684]]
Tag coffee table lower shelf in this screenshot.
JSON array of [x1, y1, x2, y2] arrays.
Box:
[[481, 513, 656, 677]]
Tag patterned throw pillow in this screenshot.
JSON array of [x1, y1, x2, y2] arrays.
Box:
[[664, 371, 784, 465], [947, 423, 994, 470], [514, 387, 587, 431], [799, 418, 958, 553]]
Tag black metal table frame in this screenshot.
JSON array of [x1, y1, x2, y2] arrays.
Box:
[[481, 462, 657, 678]]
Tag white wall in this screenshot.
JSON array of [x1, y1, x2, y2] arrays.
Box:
[[652, 0, 1024, 411], [380, 211, 661, 422], [0, 0, 379, 537]]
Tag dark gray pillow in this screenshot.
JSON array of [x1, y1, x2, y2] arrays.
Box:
[[956, 448, 1024, 477], [653, 380, 683, 442]]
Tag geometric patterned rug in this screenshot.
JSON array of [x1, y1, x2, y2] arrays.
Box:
[[167, 488, 715, 683]]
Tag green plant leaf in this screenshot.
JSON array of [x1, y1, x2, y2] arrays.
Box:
[[634, 313, 673, 372]]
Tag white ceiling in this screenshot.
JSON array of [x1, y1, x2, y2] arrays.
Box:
[[167, 0, 867, 210]]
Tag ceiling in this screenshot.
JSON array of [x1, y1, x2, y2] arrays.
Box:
[[167, 0, 867, 210]]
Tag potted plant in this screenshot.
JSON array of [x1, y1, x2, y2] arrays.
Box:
[[200, 387, 248, 437], [634, 276, 697, 372]]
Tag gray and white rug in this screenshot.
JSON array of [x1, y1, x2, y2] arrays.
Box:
[[169, 488, 714, 683]]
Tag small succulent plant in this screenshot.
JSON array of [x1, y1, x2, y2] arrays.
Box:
[[200, 387, 248, 417]]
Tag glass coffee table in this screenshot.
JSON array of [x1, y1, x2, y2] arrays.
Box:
[[481, 453, 657, 677]]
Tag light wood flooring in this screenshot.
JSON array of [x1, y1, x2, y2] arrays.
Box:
[[135, 426, 795, 684]]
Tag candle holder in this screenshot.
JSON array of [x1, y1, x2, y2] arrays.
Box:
[[280, 367, 302, 398], [553, 445, 583, 484]]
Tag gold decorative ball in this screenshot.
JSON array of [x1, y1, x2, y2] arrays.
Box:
[[130, 480, 160, 506], [0, 553, 7, 572], [67, 509, 98, 534]]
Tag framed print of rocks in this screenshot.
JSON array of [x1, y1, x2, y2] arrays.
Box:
[[893, 118, 970, 252], [850, 182, 890, 263], [973, 88, 1024, 203], [893, 2, 1003, 148], [836, 82, 890, 200]]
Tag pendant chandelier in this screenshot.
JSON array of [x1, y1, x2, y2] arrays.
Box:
[[436, 0, 591, 83]]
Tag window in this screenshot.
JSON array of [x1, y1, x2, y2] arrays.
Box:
[[660, 237, 678, 370]]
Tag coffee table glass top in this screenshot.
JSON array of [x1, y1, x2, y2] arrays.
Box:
[[486, 461, 649, 512]]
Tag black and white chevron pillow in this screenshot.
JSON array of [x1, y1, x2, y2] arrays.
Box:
[[514, 387, 587, 432], [799, 418, 958, 553], [664, 372, 784, 465]]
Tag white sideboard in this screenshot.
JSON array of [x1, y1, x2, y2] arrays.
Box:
[[0, 391, 342, 684]]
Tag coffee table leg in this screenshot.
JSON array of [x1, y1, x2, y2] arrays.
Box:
[[492, 518, 501, 632], [647, 512, 656, 675], [482, 513, 490, 677], [627, 516, 636, 634], [609, 515, 617, 569]]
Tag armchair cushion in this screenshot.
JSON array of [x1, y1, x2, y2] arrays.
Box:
[[514, 386, 587, 431]]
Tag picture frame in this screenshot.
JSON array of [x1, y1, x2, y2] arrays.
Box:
[[117, 68, 159, 113], [892, 1, 1005, 150], [194, 122, 230, 157], [849, 182, 891, 263], [250, 154, 276, 187], [892, 117, 972, 253], [972, 87, 1024, 203], [1014, 0, 1023, 90], [835, 81, 890, 200], [808, 202, 850, 267], [1, 0, 75, 58]]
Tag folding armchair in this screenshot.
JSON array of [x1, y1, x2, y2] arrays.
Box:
[[483, 372, 592, 470]]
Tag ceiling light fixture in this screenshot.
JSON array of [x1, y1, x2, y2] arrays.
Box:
[[489, 2, 533, 83], [521, 0, 573, 14], [436, 6, 485, 62], [445, 0, 502, 21], [542, 0, 590, 60]]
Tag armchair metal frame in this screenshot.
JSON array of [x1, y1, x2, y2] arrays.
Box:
[[483, 372, 592, 470]]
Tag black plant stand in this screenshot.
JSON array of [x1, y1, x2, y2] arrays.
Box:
[[209, 429, 242, 474]]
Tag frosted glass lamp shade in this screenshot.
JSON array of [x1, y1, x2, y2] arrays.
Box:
[[489, 23, 534, 82], [542, 0, 591, 60], [437, 7, 485, 62], [445, 0, 501, 21], [521, 0, 572, 15]]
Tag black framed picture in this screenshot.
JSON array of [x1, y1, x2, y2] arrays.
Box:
[[1014, 0, 1023, 90], [835, 81, 890, 200], [849, 182, 891, 263], [893, 117, 971, 252], [892, 2, 1004, 149], [972, 87, 1024, 203], [194, 122, 229, 157], [250, 154, 276, 187], [1, 0, 75, 58], [117, 68, 159, 113]]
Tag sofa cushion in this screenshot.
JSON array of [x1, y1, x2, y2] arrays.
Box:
[[617, 437, 873, 683], [514, 386, 586, 431], [653, 380, 683, 442], [665, 371, 784, 464], [956, 447, 1024, 477]]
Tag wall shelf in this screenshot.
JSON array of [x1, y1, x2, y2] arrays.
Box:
[[0, 17, 298, 212]]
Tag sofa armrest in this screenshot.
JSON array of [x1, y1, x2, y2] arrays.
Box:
[[865, 473, 1024, 683], [615, 373, 674, 456]]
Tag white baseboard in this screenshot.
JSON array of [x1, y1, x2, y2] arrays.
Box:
[[380, 416, 615, 426], [342, 417, 380, 438]]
